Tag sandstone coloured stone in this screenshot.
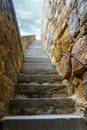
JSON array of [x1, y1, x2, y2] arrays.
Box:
[[83, 72, 87, 100], [72, 36, 87, 75], [0, 0, 23, 118], [58, 55, 72, 79], [41, 0, 87, 101]]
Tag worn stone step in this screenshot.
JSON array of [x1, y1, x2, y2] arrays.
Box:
[[9, 98, 75, 115], [22, 63, 55, 70], [25, 45, 43, 49], [24, 40, 48, 58], [15, 84, 67, 98], [25, 49, 46, 53], [18, 73, 62, 83], [26, 44, 43, 50], [24, 55, 48, 59], [24, 52, 48, 56], [24, 57, 51, 62], [2, 115, 86, 130], [24, 50, 48, 58], [26, 40, 42, 46], [25, 48, 44, 52], [21, 68, 58, 74]]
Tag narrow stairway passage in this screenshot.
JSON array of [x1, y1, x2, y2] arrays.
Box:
[[2, 40, 86, 130], [22, 40, 57, 74]]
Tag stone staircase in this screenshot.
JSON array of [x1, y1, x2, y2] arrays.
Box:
[[2, 40, 86, 130]]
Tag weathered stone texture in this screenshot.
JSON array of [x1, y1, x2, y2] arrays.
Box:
[[0, 0, 23, 118], [72, 36, 87, 75], [21, 35, 36, 52], [41, 0, 87, 99]]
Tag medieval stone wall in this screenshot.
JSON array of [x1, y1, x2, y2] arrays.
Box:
[[41, 0, 87, 100], [0, 0, 23, 118], [21, 35, 36, 52]]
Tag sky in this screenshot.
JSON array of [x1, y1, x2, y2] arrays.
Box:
[[13, 0, 43, 39]]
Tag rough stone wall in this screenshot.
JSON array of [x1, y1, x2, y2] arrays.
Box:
[[0, 0, 23, 118], [21, 35, 36, 52], [41, 0, 87, 100]]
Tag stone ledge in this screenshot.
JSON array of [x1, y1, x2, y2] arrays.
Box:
[[15, 84, 67, 98], [2, 115, 86, 130], [18, 73, 62, 83], [10, 98, 74, 107]]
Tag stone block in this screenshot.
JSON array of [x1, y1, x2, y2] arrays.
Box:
[[18, 73, 62, 83], [58, 55, 72, 79], [2, 115, 86, 130], [9, 98, 74, 115], [78, 0, 87, 26], [83, 72, 87, 100], [0, 0, 23, 118], [68, 9, 80, 37], [15, 84, 66, 98], [72, 36, 87, 76]]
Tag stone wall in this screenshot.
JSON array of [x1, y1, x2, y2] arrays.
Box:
[[41, 0, 87, 100], [21, 35, 36, 52], [0, 0, 23, 118]]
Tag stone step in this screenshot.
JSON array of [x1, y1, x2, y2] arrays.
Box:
[[26, 45, 43, 48], [22, 63, 55, 70], [21, 68, 58, 74], [15, 84, 67, 98], [24, 53, 48, 58], [24, 52, 48, 56], [27, 40, 42, 46], [2, 115, 86, 130], [27, 45, 42, 48], [17, 73, 62, 83], [24, 55, 48, 59], [24, 57, 51, 62], [25, 48, 46, 52], [21, 63, 57, 73], [9, 98, 75, 115], [25, 47, 44, 51], [24, 54, 47, 57], [24, 51, 48, 58]]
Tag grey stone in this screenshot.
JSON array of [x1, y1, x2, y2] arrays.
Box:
[[66, 0, 78, 11], [24, 57, 51, 62], [78, 0, 87, 25], [75, 100, 87, 117], [83, 72, 87, 100], [21, 68, 58, 75], [2, 115, 86, 130], [69, 9, 80, 37], [23, 40, 49, 59], [9, 98, 75, 115], [15, 84, 66, 97], [22, 63, 54, 70]]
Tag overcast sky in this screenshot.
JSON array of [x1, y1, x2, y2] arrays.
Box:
[[13, 0, 43, 39]]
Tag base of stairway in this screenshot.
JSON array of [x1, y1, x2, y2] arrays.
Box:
[[2, 115, 86, 130]]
